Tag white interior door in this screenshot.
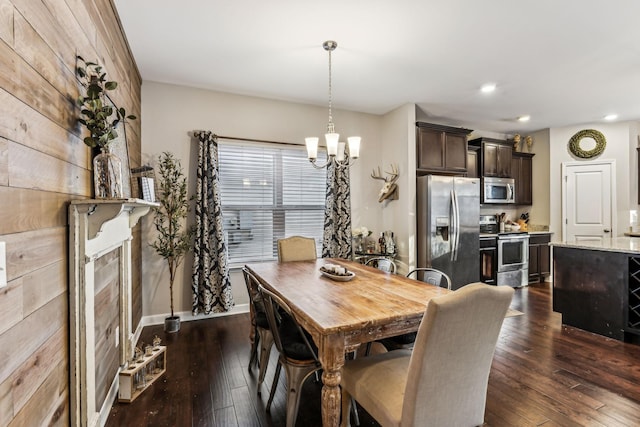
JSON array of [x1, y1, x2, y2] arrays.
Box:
[[562, 161, 615, 242]]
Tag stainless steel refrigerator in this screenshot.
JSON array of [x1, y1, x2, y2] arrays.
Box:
[[417, 175, 480, 289]]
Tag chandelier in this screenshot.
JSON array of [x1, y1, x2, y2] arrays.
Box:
[[305, 40, 360, 169]]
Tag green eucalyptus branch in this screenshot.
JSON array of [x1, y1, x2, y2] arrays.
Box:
[[76, 55, 137, 149], [150, 152, 195, 317]]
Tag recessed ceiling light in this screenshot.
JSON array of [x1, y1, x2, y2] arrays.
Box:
[[517, 115, 530, 122], [480, 83, 496, 93], [604, 114, 618, 121]]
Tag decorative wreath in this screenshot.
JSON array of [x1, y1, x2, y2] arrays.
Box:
[[568, 129, 606, 159]]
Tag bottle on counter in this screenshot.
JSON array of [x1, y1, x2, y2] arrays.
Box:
[[384, 231, 396, 255]]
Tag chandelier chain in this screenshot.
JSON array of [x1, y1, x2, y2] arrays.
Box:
[[327, 45, 334, 134]]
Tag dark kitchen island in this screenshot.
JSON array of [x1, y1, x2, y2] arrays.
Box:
[[552, 238, 640, 343]]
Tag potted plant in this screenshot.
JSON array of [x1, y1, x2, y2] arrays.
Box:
[[150, 152, 194, 333], [75, 55, 136, 198]]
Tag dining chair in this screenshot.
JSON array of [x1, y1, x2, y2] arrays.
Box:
[[258, 283, 322, 427], [365, 257, 397, 274], [242, 267, 274, 394], [277, 235, 317, 262], [379, 267, 452, 351], [340, 283, 514, 427], [406, 267, 452, 290]]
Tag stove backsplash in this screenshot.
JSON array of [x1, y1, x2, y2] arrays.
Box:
[[479, 206, 519, 223]]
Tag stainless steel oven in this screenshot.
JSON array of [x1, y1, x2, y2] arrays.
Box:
[[497, 232, 529, 287]]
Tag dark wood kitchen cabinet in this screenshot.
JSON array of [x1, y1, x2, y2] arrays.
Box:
[[529, 233, 550, 283], [511, 152, 534, 205], [416, 122, 473, 175], [467, 146, 479, 178], [480, 236, 497, 285], [469, 137, 512, 178]]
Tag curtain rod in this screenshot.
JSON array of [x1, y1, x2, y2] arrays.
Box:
[[191, 132, 303, 148]]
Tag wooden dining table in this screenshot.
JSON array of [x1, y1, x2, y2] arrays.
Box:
[[244, 257, 450, 427]]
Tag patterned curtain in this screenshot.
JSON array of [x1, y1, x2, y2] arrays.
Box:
[[192, 131, 234, 315], [322, 162, 352, 258]]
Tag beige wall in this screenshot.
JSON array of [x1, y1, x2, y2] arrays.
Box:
[[528, 128, 551, 228], [140, 81, 386, 316], [140, 81, 564, 318], [375, 104, 416, 272], [144, 81, 637, 319], [549, 122, 639, 240]]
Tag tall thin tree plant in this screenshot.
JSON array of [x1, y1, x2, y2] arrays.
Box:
[[151, 152, 194, 332]]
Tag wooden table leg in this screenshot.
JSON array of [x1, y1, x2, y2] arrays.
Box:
[[319, 334, 345, 427]]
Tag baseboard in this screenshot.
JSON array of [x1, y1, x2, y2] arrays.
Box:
[[141, 303, 250, 327], [132, 322, 143, 350], [98, 371, 120, 427]]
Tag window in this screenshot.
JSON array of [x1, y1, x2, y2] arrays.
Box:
[[218, 141, 326, 264]]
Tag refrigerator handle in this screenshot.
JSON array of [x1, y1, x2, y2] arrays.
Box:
[[452, 189, 461, 261], [450, 189, 458, 261]]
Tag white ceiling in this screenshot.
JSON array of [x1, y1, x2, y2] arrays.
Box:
[[113, 0, 640, 134]]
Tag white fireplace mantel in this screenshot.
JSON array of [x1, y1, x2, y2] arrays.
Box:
[[69, 199, 157, 427]]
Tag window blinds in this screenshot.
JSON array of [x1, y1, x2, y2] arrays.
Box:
[[218, 142, 326, 264]]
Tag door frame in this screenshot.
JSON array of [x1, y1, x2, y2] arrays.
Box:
[[561, 159, 617, 242]]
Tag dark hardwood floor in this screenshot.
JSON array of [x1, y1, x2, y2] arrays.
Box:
[[106, 282, 640, 426]]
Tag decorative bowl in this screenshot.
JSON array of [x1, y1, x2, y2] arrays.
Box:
[[320, 265, 355, 281]]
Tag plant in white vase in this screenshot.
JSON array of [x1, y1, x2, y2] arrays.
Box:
[[75, 55, 136, 198], [352, 226, 372, 253]]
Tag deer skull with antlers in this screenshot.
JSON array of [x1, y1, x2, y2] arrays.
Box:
[[371, 164, 399, 203]]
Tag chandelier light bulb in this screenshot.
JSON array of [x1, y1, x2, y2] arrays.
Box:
[[337, 142, 346, 161], [305, 137, 319, 160], [348, 136, 361, 159], [325, 133, 339, 156]]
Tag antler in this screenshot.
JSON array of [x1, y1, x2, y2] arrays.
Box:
[[371, 164, 399, 182], [371, 166, 387, 181], [387, 164, 399, 183]]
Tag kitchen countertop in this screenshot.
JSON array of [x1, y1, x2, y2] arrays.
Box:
[[551, 237, 640, 254]]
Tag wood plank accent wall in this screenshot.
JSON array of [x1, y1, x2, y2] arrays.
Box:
[[0, 1, 141, 426], [93, 248, 120, 410]]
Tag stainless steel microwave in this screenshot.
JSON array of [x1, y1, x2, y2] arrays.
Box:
[[483, 177, 515, 204]]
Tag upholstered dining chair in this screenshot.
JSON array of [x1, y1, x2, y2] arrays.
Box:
[[258, 283, 323, 427], [340, 283, 514, 427], [380, 267, 452, 351], [277, 235, 317, 262], [242, 267, 274, 394], [365, 257, 397, 274]]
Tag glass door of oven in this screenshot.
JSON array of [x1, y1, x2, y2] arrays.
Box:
[[497, 235, 529, 272]]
